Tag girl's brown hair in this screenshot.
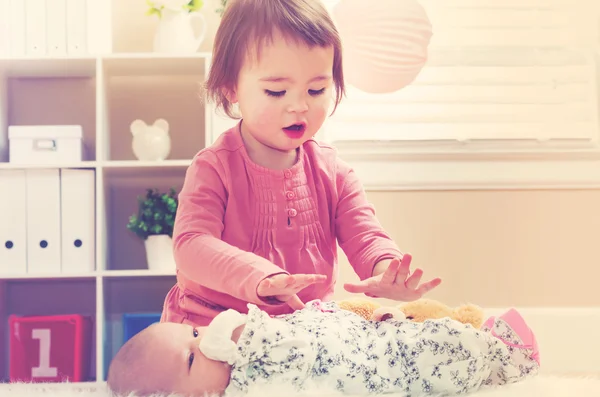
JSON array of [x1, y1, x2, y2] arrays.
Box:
[[205, 0, 345, 119]]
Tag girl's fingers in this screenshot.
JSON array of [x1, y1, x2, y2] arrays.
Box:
[[394, 254, 412, 284], [380, 258, 401, 286], [404, 268, 423, 290], [259, 273, 328, 300], [343, 277, 378, 294], [285, 294, 305, 311], [293, 274, 328, 290], [416, 278, 443, 296]]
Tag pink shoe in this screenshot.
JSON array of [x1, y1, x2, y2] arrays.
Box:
[[483, 308, 540, 365]]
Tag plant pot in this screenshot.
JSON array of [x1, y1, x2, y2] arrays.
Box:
[[144, 235, 176, 271], [153, 9, 206, 53]]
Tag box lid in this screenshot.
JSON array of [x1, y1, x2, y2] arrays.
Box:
[[8, 125, 83, 139]]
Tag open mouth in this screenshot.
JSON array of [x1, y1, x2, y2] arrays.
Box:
[[283, 123, 307, 137]]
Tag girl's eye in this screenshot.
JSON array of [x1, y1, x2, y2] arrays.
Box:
[[188, 352, 195, 369], [309, 88, 325, 96], [265, 90, 285, 97], [193, 328, 199, 337]]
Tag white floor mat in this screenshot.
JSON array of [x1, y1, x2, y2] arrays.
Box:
[[0, 375, 599, 397]]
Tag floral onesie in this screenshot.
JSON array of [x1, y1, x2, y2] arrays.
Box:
[[215, 301, 539, 396]]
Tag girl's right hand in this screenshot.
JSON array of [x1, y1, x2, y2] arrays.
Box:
[[257, 273, 328, 311]]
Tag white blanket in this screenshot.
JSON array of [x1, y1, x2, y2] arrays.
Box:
[[0, 376, 599, 397]]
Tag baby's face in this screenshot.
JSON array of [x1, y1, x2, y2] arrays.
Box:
[[141, 322, 232, 396]]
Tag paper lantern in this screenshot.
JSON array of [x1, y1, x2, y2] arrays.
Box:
[[332, 0, 432, 93]]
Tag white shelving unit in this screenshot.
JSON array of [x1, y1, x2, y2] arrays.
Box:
[[0, 46, 237, 386]]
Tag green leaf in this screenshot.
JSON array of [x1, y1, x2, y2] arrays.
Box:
[[185, 0, 203, 12], [216, 0, 227, 16], [146, 7, 162, 17], [126, 186, 180, 240]]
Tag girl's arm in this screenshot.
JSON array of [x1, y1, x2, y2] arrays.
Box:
[[173, 150, 286, 305], [334, 159, 404, 281]]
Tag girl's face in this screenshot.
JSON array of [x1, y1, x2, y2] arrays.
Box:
[[142, 322, 232, 396], [230, 30, 335, 164]]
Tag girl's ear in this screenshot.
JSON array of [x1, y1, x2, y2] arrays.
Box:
[[222, 87, 238, 104]]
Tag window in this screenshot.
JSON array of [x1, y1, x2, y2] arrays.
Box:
[[321, 0, 600, 190]]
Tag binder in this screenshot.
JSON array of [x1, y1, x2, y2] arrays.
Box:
[[46, 0, 67, 56], [65, 0, 87, 54], [0, 170, 27, 275], [8, 0, 26, 56], [60, 169, 95, 273], [0, 0, 9, 57], [25, 0, 47, 56], [25, 169, 61, 274]]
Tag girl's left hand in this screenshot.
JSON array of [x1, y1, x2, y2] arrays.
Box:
[[343, 254, 442, 301]]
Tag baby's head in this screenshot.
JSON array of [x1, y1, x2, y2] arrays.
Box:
[[206, 0, 345, 152], [107, 322, 231, 397]]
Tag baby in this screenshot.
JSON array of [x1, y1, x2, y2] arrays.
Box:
[[106, 301, 540, 397]]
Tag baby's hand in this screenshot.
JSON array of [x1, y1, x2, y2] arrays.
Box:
[[257, 273, 327, 311]]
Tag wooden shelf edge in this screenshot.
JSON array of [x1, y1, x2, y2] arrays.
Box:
[[0, 161, 98, 170], [0, 52, 212, 62], [101, 269, 176, 277], [0, 269, 176, 280], [0, 272, 98, 280], [0, 159, 192, 170]]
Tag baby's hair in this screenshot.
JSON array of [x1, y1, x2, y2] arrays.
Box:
[[106, 323, 171, 397], [205, 0, 346, 119]]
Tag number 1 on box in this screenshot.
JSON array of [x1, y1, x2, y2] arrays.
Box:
[[31, 329, 58, 378]]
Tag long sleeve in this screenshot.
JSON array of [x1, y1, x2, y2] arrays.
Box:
[[173, 150, 287, 304], [334, 159, 404, 281]]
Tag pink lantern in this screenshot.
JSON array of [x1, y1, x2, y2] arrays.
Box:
[[332, 0, 432, 93]]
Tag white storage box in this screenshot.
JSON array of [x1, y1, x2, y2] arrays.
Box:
[[8, 125, 84, 164]]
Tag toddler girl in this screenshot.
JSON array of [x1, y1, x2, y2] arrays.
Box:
[[107, 300, 540, 397], [161, 0, 441, 327]]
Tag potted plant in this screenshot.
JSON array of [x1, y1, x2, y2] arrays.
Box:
[[146, 0, 204, 17], [216, 0, 227, 17], [146, 0, 207, 53], [127, 187, 179, 271]]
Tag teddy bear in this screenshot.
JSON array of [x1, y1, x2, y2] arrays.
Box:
[[337, 298, 485, 329]]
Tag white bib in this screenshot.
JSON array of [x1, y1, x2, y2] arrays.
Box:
[[199, 309, 247, 365]]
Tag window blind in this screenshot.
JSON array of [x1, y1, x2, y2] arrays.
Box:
[[325, 0, 600, 145]]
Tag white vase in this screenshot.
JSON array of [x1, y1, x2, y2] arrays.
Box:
[[144, 235, 176, 272], [153, 9, 206, 53]]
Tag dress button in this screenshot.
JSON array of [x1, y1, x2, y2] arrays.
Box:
[[284, 170, 292, 179], [285, 191, 295, 200], [288, 208, 297, 217]]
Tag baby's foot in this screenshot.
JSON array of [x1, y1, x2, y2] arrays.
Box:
[[371, 307, 406, 322], [483, 309, 540, 366]]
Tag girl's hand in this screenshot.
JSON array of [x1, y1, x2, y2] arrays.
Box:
[[257, 273, 328, 311], [343, 254, 442, 301]]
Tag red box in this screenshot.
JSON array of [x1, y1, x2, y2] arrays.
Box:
[[8, 314, 93, 383]]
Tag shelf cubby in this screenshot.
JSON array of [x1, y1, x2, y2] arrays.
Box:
[[100, 55, 207, 162], [101, 276, 175, 381], [0, 58, 97, 164], [104, 172, 185, 272], [1, 278, 97, 382]]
